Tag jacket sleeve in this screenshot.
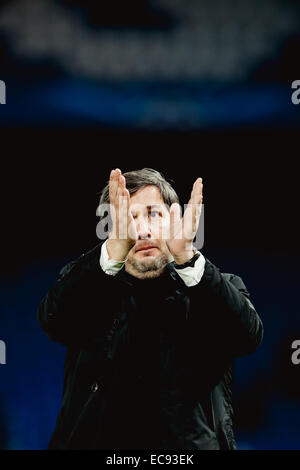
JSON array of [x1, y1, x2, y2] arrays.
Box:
[[37, 244, 115, 347], [183, 258, 263, 358]]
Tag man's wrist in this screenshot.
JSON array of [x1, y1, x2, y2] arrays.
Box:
[[106, 238, 131, 262], [100, 240, 126, 276], [173, 250, 195, 266]]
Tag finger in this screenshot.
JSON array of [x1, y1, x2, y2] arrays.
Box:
[[122, 194, 137, 241], [109, 169, 122, 237], [119, 184, 133, 239], [119, 174, 126, 193], [170, 203, 181, 223], [182, 199, 201, 240], [118, 189, 129, 239], [189, 178, 203, 206], [180, 179, 202, 242], [170, 203, 181, 239], [109, 170, 115, 200], [116, 174, 126, 207], [123, 187, 130, 202], [183, 203, 193, 227], [190, 196, 202, 228], [196, 179, 203, 204], [109, 168, 121, 202], [187, 180, 203, 230]]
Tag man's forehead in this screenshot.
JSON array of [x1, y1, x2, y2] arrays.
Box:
[[129, 185, 165, 207]]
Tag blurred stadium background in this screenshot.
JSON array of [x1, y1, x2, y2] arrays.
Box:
[[0, 0, 300, 450]]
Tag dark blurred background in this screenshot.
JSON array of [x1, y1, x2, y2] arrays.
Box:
[[0, 0, 300, 450]]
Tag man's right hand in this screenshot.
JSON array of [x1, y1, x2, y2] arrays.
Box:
[[106, 169, 137, 261]]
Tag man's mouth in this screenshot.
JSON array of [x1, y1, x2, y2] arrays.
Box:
[[136, 245, 157, 253]]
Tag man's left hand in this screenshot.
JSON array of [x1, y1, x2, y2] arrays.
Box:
[[167, 177, 203, 265]]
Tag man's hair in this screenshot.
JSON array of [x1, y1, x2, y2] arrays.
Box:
[[97, 168, 179, 231]]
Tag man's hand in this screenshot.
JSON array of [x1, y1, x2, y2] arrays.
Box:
[[106, 169, 137, 261], [167, 178, 203, 265]]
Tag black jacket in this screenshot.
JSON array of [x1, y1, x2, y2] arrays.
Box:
[[37, 241, 263, 450]]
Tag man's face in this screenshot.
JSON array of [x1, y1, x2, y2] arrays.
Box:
[[125, 185, 173, 279]]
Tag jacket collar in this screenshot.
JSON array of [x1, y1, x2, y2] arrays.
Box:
[[86, 241, 183, 288]]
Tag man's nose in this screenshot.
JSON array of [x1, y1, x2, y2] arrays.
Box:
[[136, 218, 151, 240]]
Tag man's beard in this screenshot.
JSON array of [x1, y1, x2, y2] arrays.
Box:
[[125, 251, 169, 279]]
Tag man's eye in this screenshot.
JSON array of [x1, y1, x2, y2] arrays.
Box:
[[149, 211, 160, 218]]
